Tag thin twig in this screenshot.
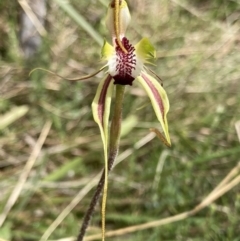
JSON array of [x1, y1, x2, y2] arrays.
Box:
[[211, 161, 240, 193], [194, 174, 240, 211]]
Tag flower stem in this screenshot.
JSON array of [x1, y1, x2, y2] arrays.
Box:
[[77, 84, 125, 241]]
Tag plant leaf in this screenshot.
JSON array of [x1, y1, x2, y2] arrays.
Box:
[[137, 72, 171, 146]]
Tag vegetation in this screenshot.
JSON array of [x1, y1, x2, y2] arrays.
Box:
[[0, 0, 240, 240]]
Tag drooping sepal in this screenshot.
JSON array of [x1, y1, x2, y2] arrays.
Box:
[[135, 38, 156, 65], [92, 75, 114, 161], [137, 72, 171, 146]]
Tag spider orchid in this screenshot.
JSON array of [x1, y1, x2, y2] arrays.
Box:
[[33, 1, 171, 240], [93, 36, 171, 156], [69, 1, 171, 238], [92, 1, 171, 155], [91, 2, 171, 239]]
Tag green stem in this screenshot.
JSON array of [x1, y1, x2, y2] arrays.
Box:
[[77, 84, 125, 241]]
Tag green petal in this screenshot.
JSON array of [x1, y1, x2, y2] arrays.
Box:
[[101, 39, 114, 60], [135, 38, 156, 64], [137, 72, 171, 146]]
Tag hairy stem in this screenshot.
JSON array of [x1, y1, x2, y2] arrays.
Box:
[[77, 85, 125, 241]]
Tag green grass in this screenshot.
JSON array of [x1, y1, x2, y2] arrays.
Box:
[[0, 0, 240, 240]]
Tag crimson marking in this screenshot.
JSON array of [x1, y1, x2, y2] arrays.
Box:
[[141, 73, 165, 122]]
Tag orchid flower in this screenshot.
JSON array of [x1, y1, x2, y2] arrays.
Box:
[[91, 1, 170, 240], [92, 1, 170, 152], [93, 36, 171, 167], [33, 1, 171, 240], [78, 1, 171, 240]]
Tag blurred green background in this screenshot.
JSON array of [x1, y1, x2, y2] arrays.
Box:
[[0, 0, 240, 240]]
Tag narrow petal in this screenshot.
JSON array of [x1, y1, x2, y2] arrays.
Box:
[[137, 72, 171, 146], [92, 74, 114, 162], [101, 40, 114, 60], [30, 67, 106, 81], [135, 38, 156, 65]]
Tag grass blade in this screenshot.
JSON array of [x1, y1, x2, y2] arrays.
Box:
[[53, 0, 103, 46]]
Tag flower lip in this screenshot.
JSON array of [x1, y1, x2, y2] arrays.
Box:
[[113, 73, 135, 85], [111, 37, 139, 86]]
